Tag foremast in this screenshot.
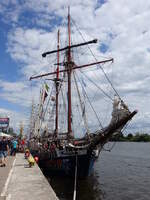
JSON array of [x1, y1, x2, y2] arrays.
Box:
[[55, 30, 60, 138]]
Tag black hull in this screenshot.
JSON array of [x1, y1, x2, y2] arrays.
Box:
[[31, 151, 97, 178]]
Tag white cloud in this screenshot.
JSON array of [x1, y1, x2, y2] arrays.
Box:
[[7, 28, 59, 77], [0, 79, 40, 108], [0, 107, 27, 132]]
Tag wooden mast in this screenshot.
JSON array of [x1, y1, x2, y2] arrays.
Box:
[[55, 29, 60, 138], [67, 6, 73, 138]]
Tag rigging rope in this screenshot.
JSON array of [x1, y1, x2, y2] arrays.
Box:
[[71, 17, 121, 100], [79, 70, 113, 102], [60, 88, 67, 130], [102, 142, 117, 152], [73, 71, 90, 134], [121, 119, 132, 133], [42, 84, 54, 120], [76, 72, 103, 129], [103, 118, 132, 152], [38, 83, 54, 134], [72, 32, 113, 103]]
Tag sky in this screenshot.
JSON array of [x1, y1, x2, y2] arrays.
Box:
[[0, 0, 150, 134]]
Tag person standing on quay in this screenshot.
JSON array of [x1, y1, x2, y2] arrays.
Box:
[[11, 138, 18, 156], [0, 137, 9, 167]]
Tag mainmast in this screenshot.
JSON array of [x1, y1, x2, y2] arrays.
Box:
[[67, 7, 73, 138]]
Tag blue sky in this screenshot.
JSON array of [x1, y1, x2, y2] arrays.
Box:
[[0, 22, 18, 82], [0, 0, 150, 133]]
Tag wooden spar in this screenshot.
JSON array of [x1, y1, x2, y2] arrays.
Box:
[[42, 39, 97, 57], [30, 58, 113, 80], [67, 6, 72, 137], [55, 29, 60, 137]]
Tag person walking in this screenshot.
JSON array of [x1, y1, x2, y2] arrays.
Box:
[[0, 137, 9, 167]]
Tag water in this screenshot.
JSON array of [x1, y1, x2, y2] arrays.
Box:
[[46, 142, 150, 200]]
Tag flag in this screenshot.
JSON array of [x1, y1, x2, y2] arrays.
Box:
[[42, 83, 49, 103], [45, 83, 49, 92]]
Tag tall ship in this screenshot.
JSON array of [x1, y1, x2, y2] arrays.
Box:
[[29, 8, 137, 178]]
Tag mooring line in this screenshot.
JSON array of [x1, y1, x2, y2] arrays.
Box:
[[73, 154, 78, 200]]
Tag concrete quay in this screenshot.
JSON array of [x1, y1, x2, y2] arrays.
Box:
[[0, 156, 15, 200], [0, 153, 58, 200]]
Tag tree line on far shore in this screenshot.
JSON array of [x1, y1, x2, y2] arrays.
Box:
[[110, 132, 150, 142]]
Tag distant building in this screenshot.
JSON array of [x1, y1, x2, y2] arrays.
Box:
[[0, 115, 10, 133]]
